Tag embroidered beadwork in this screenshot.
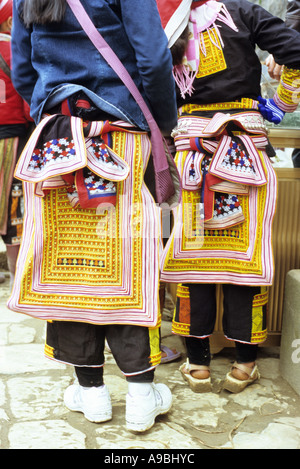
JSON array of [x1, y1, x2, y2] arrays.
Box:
[[160, 113, 277, 286], [89, 138, 114, 163], [29, 137, 76, 172], [180, 99, 258, 113], [251, 287, 268, 343], [214, 193, 242, 219], [196, 28, 227, 78], [82, 167, 117, 199], [223, 141, 255, 174], [172, 320, 190, 336], [9, 126, 161, 327], [273, 67, 300, 112]]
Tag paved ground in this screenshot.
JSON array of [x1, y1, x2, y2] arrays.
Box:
[[1, 272, 300, 451]]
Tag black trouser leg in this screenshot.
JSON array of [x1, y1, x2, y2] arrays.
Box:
[[235, 341, 258, 363], [185, 336, 211, 366], [46, 321, 158, 379], [126, 370, 155, 383], [75, 366, 154, 387], [75, 366, 104, 387]]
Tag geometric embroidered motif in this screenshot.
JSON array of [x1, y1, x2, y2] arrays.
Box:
[[57, 258, 105, 268], [251, 287, 268, 343], [8, 128, 161, 327], [89, 138, 118, 166], [82, 167, 117, 199], [196, 28, 227, 78], [29, 137, 76, 172], [160, 144, 277, 286], [214, 193, 242, 219], [223, 141, 256, 175]]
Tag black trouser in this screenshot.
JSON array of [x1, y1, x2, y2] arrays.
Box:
[[175, 283, 268, 344], [185, 336, 258, 366], [75, 366, 154, 387], [46, 321, 158, 387]]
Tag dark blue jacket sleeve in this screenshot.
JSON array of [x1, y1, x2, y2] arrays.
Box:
[[11, 0, 37, 105], [120, 0, 178, 134]]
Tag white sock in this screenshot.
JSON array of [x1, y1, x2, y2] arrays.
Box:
[[128, 382, 152, 396], [81, 384, 105, 391]]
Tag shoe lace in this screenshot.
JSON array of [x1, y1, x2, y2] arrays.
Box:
[[152, 385, 163, 406]]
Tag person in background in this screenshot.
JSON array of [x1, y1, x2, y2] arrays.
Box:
[[158, 0, 300, 393], [0, 0, 32, 287], [9, 0, 178, 432], [266, 0, 300, 168]]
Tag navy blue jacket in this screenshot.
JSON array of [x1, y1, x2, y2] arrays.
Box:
[[11, 0, 177, 134]]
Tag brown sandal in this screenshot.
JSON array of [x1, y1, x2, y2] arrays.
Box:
[[223, 362, 260, 393], [179, 360, 212, 393]]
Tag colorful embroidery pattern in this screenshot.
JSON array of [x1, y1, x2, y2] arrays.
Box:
[[89, 138, 119, 168], [85, 171, 116, 194], [251, 287, 268, 343], [82, 167, 117, 201], [29, 137, 76, 172], [57, 257, 105, 268], [214, 193, 242, 219], [8, 122, 161, 327], [223, 141, 255, 174], [180, 99, 259, 113], [160, 113, 277, 286], [196, 28, 227, 78], [189, 154, 195, 180], [273, 67, 300, 112], [209, 135, 268, 186]]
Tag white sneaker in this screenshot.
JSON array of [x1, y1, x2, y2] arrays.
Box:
[[64, 384, 112, 423], [126, 383, 172, 432]]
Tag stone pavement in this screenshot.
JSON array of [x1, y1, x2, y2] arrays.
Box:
[[1, 273, 300, 451]]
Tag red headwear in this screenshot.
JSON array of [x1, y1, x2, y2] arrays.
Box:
[[156, 0, 193, 47], [0, 0, 12, 25], [192, 0, 214, 7]]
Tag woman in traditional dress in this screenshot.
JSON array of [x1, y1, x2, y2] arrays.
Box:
[[8, 0, 178, 432], [158, 0, 300, 393]]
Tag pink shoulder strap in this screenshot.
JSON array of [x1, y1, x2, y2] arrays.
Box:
[[65, 0, 171, 185]]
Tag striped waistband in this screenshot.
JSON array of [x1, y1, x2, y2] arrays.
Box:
[[172, 109, 268, 142]]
